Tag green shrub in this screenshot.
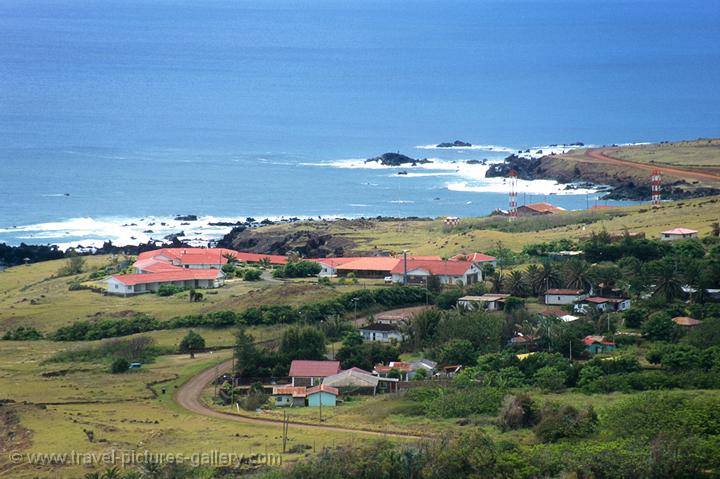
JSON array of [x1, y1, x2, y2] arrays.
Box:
[[497, 394, 539, 431], [157, 284, 184, 296], [243, 268, 262, 281], [110, 357, 130, 374], [533, 366, 567, 392], [2, 326, 43, 341], [534, 403, 597, 443]]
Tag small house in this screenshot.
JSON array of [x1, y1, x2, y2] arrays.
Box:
[[359, 323, 404, 343], [272, 386, 307, 407], [583, 335, 616, 354], [307, 385, 338, 407], [374, 362, 413, 381], [516, 202, 566, 216], [457, 294, 510, 311], [322, 369, 381, 395], [544, 289, 586, 305], [289, 360, 341, 387], [660, 228, 698, 241], [575, 297, 631, 314], [390, 259, 480, 286]]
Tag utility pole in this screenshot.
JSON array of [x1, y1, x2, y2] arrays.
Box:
[[569, 340, 572, 360], [403, 250, 408, 285], [319, 389, 323, 422]]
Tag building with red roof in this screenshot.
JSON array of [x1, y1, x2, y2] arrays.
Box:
[[516, 202, 566, 216], [390, 259, 479, 286], [107, 269, 225, 295], [660, 228, 698, 241], [289, 360, 341, 387], [672, 316, 703, 327], [450, 252, 497, 267], [583, 335, 616, 354]]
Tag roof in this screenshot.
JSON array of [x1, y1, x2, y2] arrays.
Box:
[[110, 269, 222, 286], [672, 316, 703, 327], [307, 384, 339, 396], [134, 258, 184, 273], [272, 386, 307, 398], [390, 259, 475, 276], [308, 257, 359, 268], [662, 228, 698, 235], [459, 294, 510, 302], [590, 205, 615, 209], [450, 252, 496, 263], [583, 335, 615, 346], [360, 323, 400, 332], [288, 360, 341, 378], [582, 297, 628, 304], [229, 251, 288, 265], [545, 289, 584, 295], [519, 202, 566, 214], [374, 361, 413, 373], [336, 257, 401, 272], [374, 306, 429, 322], [322, 370, 379, 388]]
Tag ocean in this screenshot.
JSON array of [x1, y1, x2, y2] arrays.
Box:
[[1, 0, 719, 248]]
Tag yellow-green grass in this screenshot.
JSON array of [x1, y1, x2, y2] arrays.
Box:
[[206, 391, 458, 436], [236, 196, 720, 256], [611, 138, 720, 174], [0, 257, 372, 333], [0, 342, 375, 478]]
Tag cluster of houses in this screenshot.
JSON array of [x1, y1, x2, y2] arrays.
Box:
[[271, 359, 444, 407], [106, 246, 497, 295]]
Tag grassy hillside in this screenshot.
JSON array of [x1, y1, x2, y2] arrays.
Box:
[[236, 195, 720, 256], [0, 257, 369, 333], [612, 138, 720, 174]]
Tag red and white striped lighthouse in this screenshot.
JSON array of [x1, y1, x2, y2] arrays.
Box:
[[651, 169, 662, 207]]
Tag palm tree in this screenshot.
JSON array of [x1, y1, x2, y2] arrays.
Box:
[[648, 258, 684, 303], [504, 270, 528, 297], [491, 271, 504, 293], [526, 264, 543, 296], [563, 259, 592, 291]]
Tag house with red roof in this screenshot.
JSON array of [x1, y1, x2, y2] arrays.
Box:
[[660, 228, 698, 241], [516, 202, 566, 216], [289, 360, 341, 387], [583, 335, 616, 354], [575, 296, 631, 314], [544, 289, 586, 305], [390, 259, 480, 286], [672, 316, 703, 328], [450, 252, 497, 268], [107, 269, 225, 295]]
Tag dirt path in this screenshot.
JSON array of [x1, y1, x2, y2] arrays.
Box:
[[585, 148, 720, 183], [174, 359, 423, 439]]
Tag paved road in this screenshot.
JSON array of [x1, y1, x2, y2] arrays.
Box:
[[174, 359, 423, 438]]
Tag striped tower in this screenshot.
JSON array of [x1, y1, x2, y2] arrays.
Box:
[[651, 169, 662, 207], [509, 169, 518, 221]]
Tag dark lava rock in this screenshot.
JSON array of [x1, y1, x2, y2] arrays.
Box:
[[436, 140, 472, 148], [365, 152, 432, 166], [174, 215, 198, 221], [485, 154, 542, 180]]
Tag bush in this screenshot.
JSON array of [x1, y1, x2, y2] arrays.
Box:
[[533, 366, 567, 392], [157, 284, 184, 296], [642, 311, 679, 341], [179, 330, 205, 357], [272, 261, 322, 278], [534, 403, 597, 443], [497, 394, 539, 431], [57, 255, 86, 276], [434, 339, 476, 366], [423, 386, 506, 418], [110, 357, 130, 374], [434, 289, 464, 309], [2, 326, 43, 341], [243, 269, 262, 281]]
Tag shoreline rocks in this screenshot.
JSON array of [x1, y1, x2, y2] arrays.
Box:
[[365, 152, 432, 166], [436, 140, 472, 148]]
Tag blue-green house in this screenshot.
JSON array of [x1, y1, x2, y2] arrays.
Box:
[[583, 335, 616, 354], [307, 385, 338, 407]]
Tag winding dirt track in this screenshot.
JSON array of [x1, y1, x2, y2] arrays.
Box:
[[175, 359, 423, 439], [585, 148, 720, 183]]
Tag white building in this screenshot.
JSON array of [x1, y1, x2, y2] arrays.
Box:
[[544, 289, 586, 305], [457, 294, 511, 311], [107, 269, 225, 295], [359, 323, 404, 342], [660, 228, 699, 241], [390, 259, 480, 286]]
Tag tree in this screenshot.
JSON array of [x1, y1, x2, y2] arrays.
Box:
[[279, 325, 326, 362], [589, 263, 622, 296], [687, 317, 720, 349], [110, 357, 130, 374], [234, 328, 263, 379], [503, 270, 528, 297], [647, 258, 684, 303], [533, 366, 567, 392], [563, 259, 592, 291], [642, 312, 678, 342], [58, 255, 86, 276], [179, 330, 205, 358], [435, 339, 476, 365]]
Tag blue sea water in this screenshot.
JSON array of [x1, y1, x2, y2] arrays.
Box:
[[0, 0, 719, 247]]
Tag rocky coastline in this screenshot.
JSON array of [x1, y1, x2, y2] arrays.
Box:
[[365, 152, 432, 166]]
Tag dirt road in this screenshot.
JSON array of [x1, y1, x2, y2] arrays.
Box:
[[174, 359, 423, 438], [585, 148, 720, 184]]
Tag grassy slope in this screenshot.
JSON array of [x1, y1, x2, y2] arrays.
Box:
[[0, 257, 370, 333], [0, 342, 370, 478], [612, 138, 720, 174], [248, 195, 719, 256]]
